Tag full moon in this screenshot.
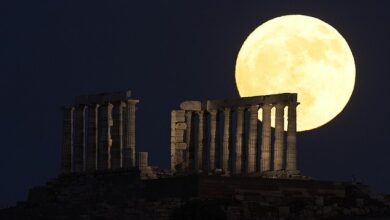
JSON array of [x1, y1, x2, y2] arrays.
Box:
[[235, 15, 355, 131]]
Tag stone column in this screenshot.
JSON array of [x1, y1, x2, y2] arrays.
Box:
[[196, 110, 205, 172], [274, 103, 285, 171], [208, 110, 218, 172], [170, 111, 177, 171], [61, 106, 74, 174], [185, 111, 192, 171], [85, 104, 99, 171], [170, 110, 186, 171], [286, 102, 299, 173], [123, 100, 139, 168], [137, 152, 148, 169], [97, 103, 113, 170], [111, 101, 125, 169], [74, 105, 86, 172], [234, 107, 245, 174], [222, 108, 231, 174], [247, 105, 259, 174], [260, 104, 272, 172], [108, 104, 114, 169], [176, 112, 187, 171]]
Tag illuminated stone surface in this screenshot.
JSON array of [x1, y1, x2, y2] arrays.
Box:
[[60, 90, 139, 173], [171, 93, 300, 177]]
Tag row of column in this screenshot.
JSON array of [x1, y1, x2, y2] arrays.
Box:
[[183, 102, 298, 175], [61, 100, 138, 174]]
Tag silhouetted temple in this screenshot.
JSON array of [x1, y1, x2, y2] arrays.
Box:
[[61, 90, 139, 173], [2, 90, 389, 220], [171, 93, 299, 178], [61, 91, 301, 179]]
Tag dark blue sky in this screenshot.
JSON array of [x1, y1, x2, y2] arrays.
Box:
[[1, 1, 390, 207]]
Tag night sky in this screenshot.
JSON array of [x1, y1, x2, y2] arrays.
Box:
[[1, 1, 390, 207]]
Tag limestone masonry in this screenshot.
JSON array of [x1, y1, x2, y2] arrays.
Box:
[[62, 91, 300, 179], [171, 93, 299, 178], [61, 90, 150, 173]]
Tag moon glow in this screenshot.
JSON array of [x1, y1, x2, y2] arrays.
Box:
[[235, 15, 355, 131]]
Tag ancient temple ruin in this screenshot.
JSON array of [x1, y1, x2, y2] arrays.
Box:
[[12, 92, 390, 220], [170, 93, 299, 177], [61, 90, 139, 173], [61, 90, 299, 179]]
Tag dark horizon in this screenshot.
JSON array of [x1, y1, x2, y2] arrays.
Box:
[[1, 1, 390, 208]]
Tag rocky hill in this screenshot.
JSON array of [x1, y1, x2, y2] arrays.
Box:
[[1, 169, 389, 220]]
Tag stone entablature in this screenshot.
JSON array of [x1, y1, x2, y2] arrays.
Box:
[[171, 93, 300, 177], [61, 90, 139, 174]]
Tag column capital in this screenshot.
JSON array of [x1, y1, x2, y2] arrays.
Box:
[[223, 107, 231, 112], [126, 99, 139, 105], [261, 103, 273, 110], [248, 105, 259, 112], [208, 109, 218, 116], [274, 102, 286, 109], [185, 111, 193, 116]]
